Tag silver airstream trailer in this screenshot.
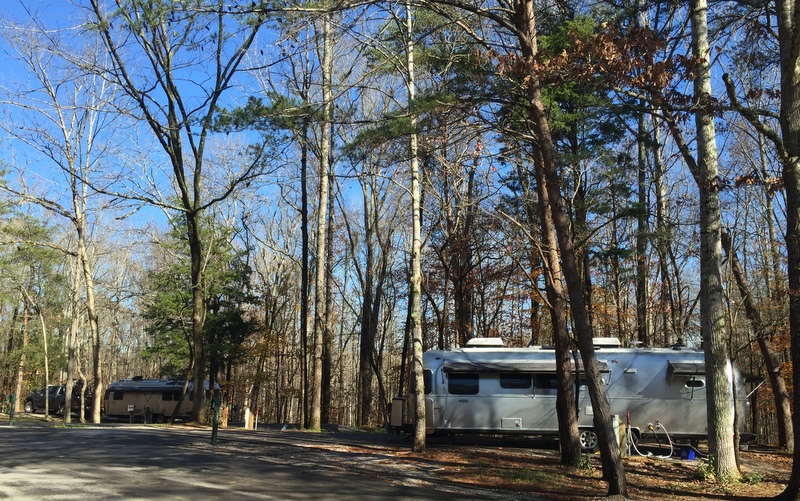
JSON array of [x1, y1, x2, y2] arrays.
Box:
[[103, 377, 219, 423], [391, 338, 754, 450]]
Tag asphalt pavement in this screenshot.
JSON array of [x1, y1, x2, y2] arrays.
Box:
[[0, 419, 535, 500]]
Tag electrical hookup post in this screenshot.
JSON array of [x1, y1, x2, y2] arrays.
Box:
[[5, 393, 15, 425], [211, 394, 221, 445]]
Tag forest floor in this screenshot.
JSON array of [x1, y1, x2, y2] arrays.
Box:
[[410, 441, 791, 500], [303, 429, 792, 501]]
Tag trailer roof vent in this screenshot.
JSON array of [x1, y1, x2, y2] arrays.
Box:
[[464, 337, 505, 348], [593, 337, 621, 349]]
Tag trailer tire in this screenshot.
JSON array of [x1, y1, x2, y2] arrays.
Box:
[[154, 414, 165, 424], [579, 429, 599, 452]]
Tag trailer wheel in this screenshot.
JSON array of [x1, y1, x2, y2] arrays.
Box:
[[154, 414, 165, 424], [579, 429, 599, 452]]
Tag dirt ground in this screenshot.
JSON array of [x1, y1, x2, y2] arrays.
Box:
[[299, 430, 792, 501], [387, 440, 792, 500]]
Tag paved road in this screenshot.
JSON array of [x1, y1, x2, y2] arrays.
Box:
[[0, 422, 533, 500]]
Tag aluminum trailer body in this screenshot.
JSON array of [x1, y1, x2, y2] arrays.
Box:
[[402, 341, 752, 448], [103, 377, 218, 423]]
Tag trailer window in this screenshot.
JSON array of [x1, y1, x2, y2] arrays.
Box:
[[533, 374, 558, 395], [423, 370, 432, 394], [500, 373, 531, 389], [448, 373, 479, 395], [162, 391, 181, 401], [113, 391, 124, 400]]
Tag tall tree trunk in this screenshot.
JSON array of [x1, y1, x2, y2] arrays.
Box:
[[721, 231, 793, 450], [512, 1, 626, 494], [359, 184, 376, 425], [453, 161, 477, 346], [572, 167, 593, 328], [310, 13, 333, 432], [776, 1, 800, 496], [651, 116, 674, 346], [527, 154, 581, 466], [65, 264, 81, 424], [21, 286, 51, 418], [188, 213, 207, 422], [300, 114, 311, 429], [75, 217, 103, 424], [13, 303, 27, 414], [322, 171, 335, 424], [405, 0, 426, 453], [690, 0, 739, 479], [636, 110, 650, 346]]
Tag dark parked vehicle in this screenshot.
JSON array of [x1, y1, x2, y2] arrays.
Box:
[[24, 383, 93, 416]]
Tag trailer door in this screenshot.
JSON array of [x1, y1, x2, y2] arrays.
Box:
[[440, 372, 482, 430], [528, 373, 559, 432]]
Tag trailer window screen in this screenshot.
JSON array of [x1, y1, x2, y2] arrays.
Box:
[[448, 373, 479, 394], [500, 373, 531, 389]]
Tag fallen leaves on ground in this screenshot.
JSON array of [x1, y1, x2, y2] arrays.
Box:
[[413, 443, 791, 500]]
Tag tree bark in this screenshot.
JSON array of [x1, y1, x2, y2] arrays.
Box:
[[721, 231, 793, 451], [310, 13, 333, 432], [690, 0, 739, 480], [323, 170, 335, 424], [358, 185, 377, 425], [776, 0, 800, 496], [512, 0, 626, 494], [13, 304, 26, 414], [636, 110, 650, 347], [405, 0, 427, 453], [527, 152, 581, 465]]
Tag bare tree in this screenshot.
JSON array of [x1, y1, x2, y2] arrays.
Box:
[[87, 0, 267, 421], [0, 14, 117, 423]]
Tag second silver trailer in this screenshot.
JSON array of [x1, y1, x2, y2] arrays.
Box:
[[103, 377, 218, 423]]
